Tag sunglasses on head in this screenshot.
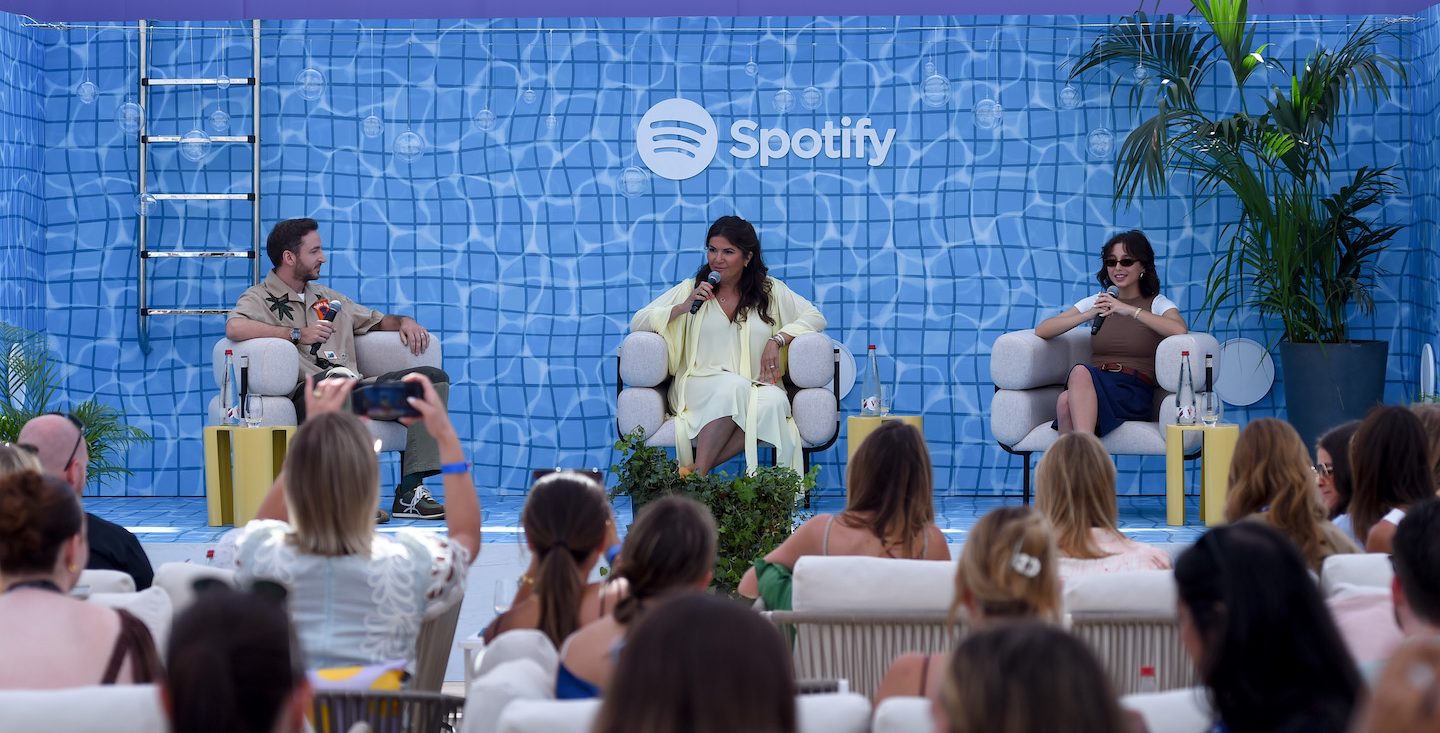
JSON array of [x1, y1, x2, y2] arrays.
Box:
[[45, 411, 85, 472], [1103, 257, 1139, 268]]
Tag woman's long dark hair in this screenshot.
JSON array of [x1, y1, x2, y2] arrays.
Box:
[[593, 594, 797, 733], [523, 472, 611, 646], [612, 496, 717, 626], [1175, 523, 1361, 733], [693, 215, 774, 325], [1317, 420, 1360, 519], [1094, 230, 1160, 297], [1349, 405, 1434, 543], [166, 584, 306, 733], [839, 421, 934, 559]]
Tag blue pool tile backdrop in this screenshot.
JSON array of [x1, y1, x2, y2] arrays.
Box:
[[0, 12, 1435, 497]]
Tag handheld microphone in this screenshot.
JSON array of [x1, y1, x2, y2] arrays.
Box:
[[310, 299, 344, 356], [689, 271, 723, 315], [1090, 285, 1120, 336]]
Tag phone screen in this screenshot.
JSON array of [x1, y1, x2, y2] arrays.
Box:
[[351, 381, 423, 420]]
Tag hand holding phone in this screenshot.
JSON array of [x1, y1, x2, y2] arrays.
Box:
[[351, 381, 424, 420]]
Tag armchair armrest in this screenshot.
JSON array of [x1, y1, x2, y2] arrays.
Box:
[[618, 331, 668, 388], [355, 331, 442, 377], [212, 338, 300, 396], [991, 329, 1093, 390], [1155, 333, 1219, 393]]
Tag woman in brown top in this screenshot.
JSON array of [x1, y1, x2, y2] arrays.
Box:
[[1035, 230, 1188, 436], [0, 470, 161, 688]]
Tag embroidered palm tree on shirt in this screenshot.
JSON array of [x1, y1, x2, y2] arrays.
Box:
[[266, 294, 296, 321]]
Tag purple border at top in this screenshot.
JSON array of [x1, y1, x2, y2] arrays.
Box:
[[3, 0, 1428, 21]]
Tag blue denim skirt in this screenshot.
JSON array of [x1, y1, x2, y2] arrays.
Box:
[[1083, 364, 1157, 437]]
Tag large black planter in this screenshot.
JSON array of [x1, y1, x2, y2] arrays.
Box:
[[1280, 340, 1389, 450]]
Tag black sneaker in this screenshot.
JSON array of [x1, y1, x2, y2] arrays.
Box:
[[393, 484, 445, 520]]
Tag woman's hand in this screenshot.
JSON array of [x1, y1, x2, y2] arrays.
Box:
[[398, 372, 457, 440], [759, 340, 783, 384], [1092, 292, 1120, 320], [305, 374, 357, 417]]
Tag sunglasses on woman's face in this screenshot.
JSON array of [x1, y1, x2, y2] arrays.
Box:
[[1312, 463, 1334, 479], [1103, 258, 1139, 268]]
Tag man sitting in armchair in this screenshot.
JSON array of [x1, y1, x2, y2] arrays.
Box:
[[226, 217, 448, 520]]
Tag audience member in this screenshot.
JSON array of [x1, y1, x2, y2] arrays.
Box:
[[227, 374, 480, 669], [1314, 420, 1360, 541], [17, 413, 153, 590], [164, 583, 309, 733], [0, 470, 162, 687], [875, 506, 1060, 703], [1224, 418, 1358, 572], [1175, 522, 1361, 733], [1350, 405, 1435, 553], [934, 621, 1130, 733], [485, 470, 618, 646], [592, 594, 796, 733], [1391, 498, 1440, 641], [558, 495, 716, 698], [1036, 432, 1170, 576], [1411, 403, 1440, 491], [739, 421, 950, 604], [0, 442, 42, 477]]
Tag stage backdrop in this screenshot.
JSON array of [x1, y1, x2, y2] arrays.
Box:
[[0, 11, 1434, 497]]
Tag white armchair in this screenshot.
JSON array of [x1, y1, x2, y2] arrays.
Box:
[[990, 328, 1220, 502], [615, 331, 840, 470], [208, 332, 441, 452]]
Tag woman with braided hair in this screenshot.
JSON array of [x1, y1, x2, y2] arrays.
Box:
[[556, 495, 717, 698], [485, 472, 619, 647]]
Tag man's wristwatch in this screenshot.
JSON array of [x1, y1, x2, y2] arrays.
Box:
[[290, 327, 301, 345]]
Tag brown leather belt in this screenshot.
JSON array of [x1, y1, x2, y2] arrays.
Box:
[[1096, 362, 1157, 387]]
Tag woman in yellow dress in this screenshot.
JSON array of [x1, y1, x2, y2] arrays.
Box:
[[631, 215, 826, 475]]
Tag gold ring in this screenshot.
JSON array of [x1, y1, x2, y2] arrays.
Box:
[[312, 390, 322, 398]]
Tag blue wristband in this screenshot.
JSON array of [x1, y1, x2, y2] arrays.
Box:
[[440, 461, 470, 475]]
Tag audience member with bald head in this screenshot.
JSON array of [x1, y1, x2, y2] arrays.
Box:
[[17, 413, 152, 589]]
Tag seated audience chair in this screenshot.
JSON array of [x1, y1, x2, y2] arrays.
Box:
[[872, 697, 931, 733], [208, 333, 442, 455], [616, 331, 840, 471], [312, 690, 463, 733], [1320, 553, 1393, 597], [0, 684, 167, 732], [1121, 687, 1212, 733], [494, 693, 871, 733], [1064, 570, 1198, 695], [472, 629, 560, 682], [75, 568, 136, 595], [152, 562, 238, 618], [88, 585, 174, 653], [461, 658, 555, 733], [411, 599, 464, 694], [762, 556, 959, 698], [990, 329, 1219, 502]]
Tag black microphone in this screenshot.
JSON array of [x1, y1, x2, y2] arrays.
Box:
[[689, 271, 723, 315], [1090, 285, 1120, 336], [310, 299, 344, 355]]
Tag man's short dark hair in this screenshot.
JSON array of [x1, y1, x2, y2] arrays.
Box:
[[1393, 498, 1440, 625], [266, 218, 319, 268]]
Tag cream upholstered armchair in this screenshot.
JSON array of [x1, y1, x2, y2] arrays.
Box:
[[615, 331, 840, 471], [207, 332, 442, 452], [990, 328, 1220, 503]]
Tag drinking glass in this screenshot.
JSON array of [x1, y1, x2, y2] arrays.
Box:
[[1201, 391, 1222, 427], [243, 394, 264, 428], [493, 579, 515, 616]]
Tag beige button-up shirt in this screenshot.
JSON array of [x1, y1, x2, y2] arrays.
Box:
[[227, 271, 385, 383]]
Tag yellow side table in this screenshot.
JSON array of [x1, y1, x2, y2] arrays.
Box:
[[1164, 423, 1240, 527], [847, 415, 925, 464], [203, 425, 295, 527]]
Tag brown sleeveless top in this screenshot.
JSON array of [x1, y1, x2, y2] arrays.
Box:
[[1090, 294, 1163, 381]]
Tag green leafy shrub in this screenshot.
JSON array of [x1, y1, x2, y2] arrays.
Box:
[[610, 427, 815, 593]]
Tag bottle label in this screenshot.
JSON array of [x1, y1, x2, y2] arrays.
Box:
[[861, 395, 880, 414]]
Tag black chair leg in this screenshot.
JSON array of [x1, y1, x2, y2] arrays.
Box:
[[1022, 453, 1032, 505]]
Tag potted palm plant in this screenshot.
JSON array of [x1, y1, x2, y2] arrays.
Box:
[[1071, 0, 1406, 447]]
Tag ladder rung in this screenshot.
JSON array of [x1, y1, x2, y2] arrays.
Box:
[[148, 193, 255, 201], [142, 308, 231, 316], [142, 77, 257, 87], [143, 135, 255, 144], [142, 251, 255, 259]]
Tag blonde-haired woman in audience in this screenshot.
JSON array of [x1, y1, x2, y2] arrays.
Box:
[[1036, 432, 1170, 577], [738, 421, 949, 604], [0, 470, 162, 687], [1224, 418, 1357, 572], [0, 442, 42, 477], [557, 495, 716, 698], [874, 506, 1060, 704], [228, 374, 481, 669]]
